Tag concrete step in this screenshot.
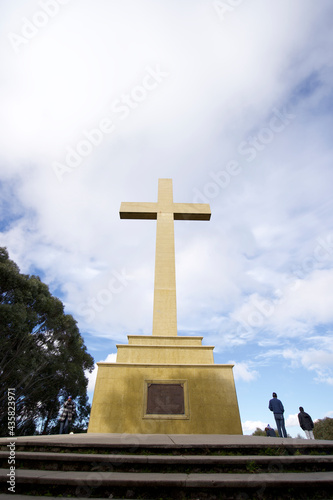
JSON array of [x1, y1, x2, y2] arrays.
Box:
[[1, 434, 333, 498], [1, 451, 333, 472], [1, 468, 333, 491], [5, 435, 333, 456], [2, 467, 333, 484]]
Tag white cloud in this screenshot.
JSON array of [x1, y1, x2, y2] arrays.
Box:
[[281, 345, 333, 385], [242, 420, 267, 435], [86, 353, 117, 393], [229, 361, 259, 382], [273, 271, 333, 326], [286, 413, 299, 428], [229, 268, 333, 346]]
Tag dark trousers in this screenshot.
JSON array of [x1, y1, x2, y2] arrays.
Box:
[[59, 417, 69, 434], [274, 414, 287, 437]]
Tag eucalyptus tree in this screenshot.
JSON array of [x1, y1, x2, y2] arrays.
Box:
[[0, 247, 94, 436]]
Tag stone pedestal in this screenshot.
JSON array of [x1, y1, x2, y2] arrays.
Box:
[[88, 335, 242, 434]]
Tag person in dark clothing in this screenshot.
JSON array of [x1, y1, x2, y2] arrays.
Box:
[[268, 392, 288, 437], [265, 424, 276, 437], [298, 407, 315, 439], [59, 396, 76, 434]]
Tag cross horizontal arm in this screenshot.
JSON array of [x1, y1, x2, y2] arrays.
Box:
[[173, 203, 211, 221], [119, 202, 158, 219]]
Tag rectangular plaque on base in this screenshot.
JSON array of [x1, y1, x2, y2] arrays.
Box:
[[143, 380, 189, 420]]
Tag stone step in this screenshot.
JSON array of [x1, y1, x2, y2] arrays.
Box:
[[1, 434, 333, 498], [1, 468, 333, 491], [1, 451, 333, 472], [8, 441, 333, 458], [2, 433, 333, 450]]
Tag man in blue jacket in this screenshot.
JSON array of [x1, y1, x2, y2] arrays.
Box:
[[269, 392, 288, 437]]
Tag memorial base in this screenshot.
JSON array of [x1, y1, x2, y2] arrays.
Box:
[[88, 336, 242, 434]]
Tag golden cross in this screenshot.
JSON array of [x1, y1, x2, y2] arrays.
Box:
[[120, 178, 211, 336]]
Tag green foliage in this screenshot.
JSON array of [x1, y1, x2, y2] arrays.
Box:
[[252, 427, 266, 436], [259, 447, 287, 456], [0, 247, 94, 436], [246, 460, 260, 473], [313, 417, 333, 440]]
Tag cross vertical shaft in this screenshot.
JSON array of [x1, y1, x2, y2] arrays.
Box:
[[153, 179, 177, 336], [119, 178, 211, 337]]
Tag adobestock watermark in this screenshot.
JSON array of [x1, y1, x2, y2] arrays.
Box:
[[52, 64, 169, 182], [8, 0, 71, 54], [213, 0, 246, 21], [7, 388, 16, 493], [291, 233, 333, 279], [237, 107, 295, 162], [78, 269, 133, 323], [52, 117, 115, 182], [236, 232, 333, 337], [193, 160, 242, 203], [75, 433, 153, 497], [75, 460, 108, 498], [192, 106, 295, 203]]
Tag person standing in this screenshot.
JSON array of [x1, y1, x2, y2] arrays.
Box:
[[298, 407, 315, 439], [268, 392, 288, 438], [59, 396, 76, 434]]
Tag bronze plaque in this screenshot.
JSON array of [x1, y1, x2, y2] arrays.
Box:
[[147, 383, 184, 414]]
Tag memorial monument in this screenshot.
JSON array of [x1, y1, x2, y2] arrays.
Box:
[[88, 179, 242, 434]]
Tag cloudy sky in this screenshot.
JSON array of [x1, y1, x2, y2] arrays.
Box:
[[1, 0, 333, 437]]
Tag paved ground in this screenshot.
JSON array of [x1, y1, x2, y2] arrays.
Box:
[[1, 433, 332, 448], [0, 433, 298, 448]]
